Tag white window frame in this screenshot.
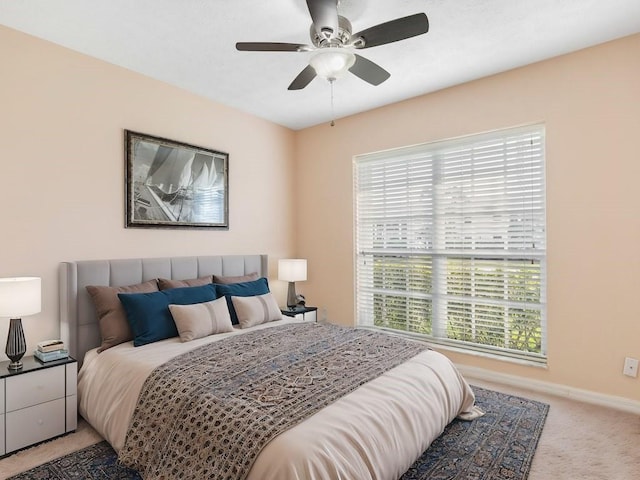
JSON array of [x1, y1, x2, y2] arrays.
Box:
[[354, 125, 547, 363]]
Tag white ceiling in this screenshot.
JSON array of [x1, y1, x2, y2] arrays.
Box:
[[1, 0, 640, 130]]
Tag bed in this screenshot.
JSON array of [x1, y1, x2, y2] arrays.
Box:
[[60, 254, 480, 480]]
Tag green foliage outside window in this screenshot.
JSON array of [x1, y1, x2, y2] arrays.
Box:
[[370, 255, 543, 354]]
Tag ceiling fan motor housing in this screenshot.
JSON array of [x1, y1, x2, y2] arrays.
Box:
[[311, 15, 354, 48]]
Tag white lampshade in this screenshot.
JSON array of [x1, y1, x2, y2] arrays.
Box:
[[0, 277, 42, 318], [278, 259, 307, 282], [309, 48, 356, 80]]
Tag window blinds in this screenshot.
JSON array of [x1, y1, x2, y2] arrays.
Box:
[[354, 125, 546, 362]]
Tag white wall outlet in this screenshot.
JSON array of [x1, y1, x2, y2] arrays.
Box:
[[623, 357, 639, 378]]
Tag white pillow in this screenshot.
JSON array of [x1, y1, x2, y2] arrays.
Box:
[[232, 292, 283, 329], [168, 297, 234, 342]]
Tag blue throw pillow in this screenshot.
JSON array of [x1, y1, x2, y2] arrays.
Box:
[[214, 277, 270, 325], [118, 284, 216, 346]]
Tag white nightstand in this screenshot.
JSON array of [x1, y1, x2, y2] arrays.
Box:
[[0, 356, 77, 456], [281, 306, 318, 322]]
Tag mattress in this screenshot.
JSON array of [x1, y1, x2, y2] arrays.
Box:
[[78, 317, 479, 480]]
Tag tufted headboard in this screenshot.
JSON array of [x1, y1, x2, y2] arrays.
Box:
[[59, 254, 268, 365]]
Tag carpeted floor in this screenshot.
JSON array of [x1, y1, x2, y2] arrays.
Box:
[[8, 386, 548, 480]]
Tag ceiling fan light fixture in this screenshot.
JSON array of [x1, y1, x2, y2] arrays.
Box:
[[309, 48, 355, 80]]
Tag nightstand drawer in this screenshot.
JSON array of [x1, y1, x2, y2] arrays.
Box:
[[6, 366, 65, 411], [5, 398, 66, 452]]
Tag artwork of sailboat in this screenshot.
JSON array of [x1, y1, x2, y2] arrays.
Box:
[[126, 131, 229, 228]]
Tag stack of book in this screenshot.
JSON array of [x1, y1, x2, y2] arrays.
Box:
[[34, 340, 68, 362]]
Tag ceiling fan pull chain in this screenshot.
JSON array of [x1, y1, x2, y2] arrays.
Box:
[[330, 78, 336, 127]]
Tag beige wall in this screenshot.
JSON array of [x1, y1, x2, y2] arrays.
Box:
[[0, 26, 296, 355], [295, 34, 640, 402]]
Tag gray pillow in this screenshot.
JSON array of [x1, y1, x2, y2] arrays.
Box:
[[86, 280, 159, 352], [212, 272, 259, 284], [232, 292, 282, 329], [157, 276, 212, 290], [168, 297, 234, 342]]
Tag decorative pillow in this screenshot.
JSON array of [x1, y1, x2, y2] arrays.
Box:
[[157, 276, 212, 290], [212, 272, 259, 285], [118, 284, 216, 346], [232, 292, 283, 329], [214, 277, 270, 325], [86, 280, 159, 352], [168, 297, 234, 342]]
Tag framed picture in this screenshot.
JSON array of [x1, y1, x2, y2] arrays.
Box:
[[125, 130, 229, 229]]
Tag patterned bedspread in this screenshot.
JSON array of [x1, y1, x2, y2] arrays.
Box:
[[118, 322, 429, 480]]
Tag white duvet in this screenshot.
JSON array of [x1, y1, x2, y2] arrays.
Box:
[[78, 318, 479, 480]]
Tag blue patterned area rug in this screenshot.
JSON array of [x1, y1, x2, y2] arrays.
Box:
[[9, 386, 548, 480]]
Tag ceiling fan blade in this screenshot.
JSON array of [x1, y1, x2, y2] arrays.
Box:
[[288, 64, 317, 90], [306, 0, 339, 38], [349, 54, 390, 86], [352, 13, 429, 49], [236, 42, 310, 52]]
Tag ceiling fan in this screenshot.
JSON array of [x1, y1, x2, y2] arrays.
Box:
[[236, 0, 429, 90]]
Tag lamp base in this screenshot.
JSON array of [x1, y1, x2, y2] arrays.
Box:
[[287, 282, 298, 310], [5, 317, 26, 371], [7, 360, 23, 371]]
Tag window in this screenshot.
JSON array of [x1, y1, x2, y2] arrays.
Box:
[[354, 125, 546, 363]]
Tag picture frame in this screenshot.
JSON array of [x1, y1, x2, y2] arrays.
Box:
[[125, 130, 229, 229]]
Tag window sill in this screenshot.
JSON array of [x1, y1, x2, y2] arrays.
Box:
[[431, 342, 548, 369], [362, 326, 548, 368]]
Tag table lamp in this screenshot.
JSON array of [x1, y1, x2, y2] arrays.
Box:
[[0, 277, 41, 370], [278, 259, 307, 310]]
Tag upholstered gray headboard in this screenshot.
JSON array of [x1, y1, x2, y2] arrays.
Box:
[[59, 254, 267, 365]]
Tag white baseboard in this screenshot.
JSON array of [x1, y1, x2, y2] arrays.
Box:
[[456, 364, 640, 415]]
